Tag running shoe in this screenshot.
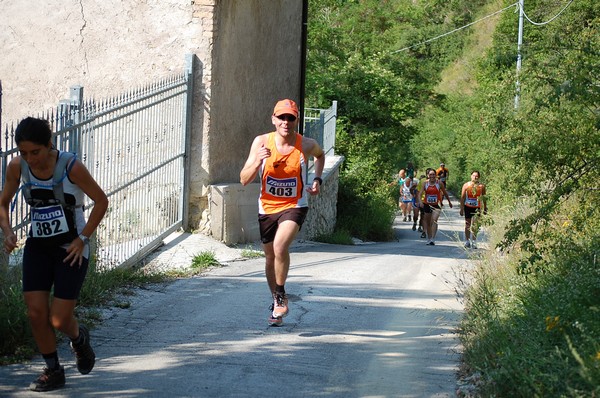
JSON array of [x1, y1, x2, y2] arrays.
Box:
[[29, 366, 65, 392], [464, 241, 471, 248], [272, 292, 289, 318], [471, 241, 478, 249], [403, 216, 407, 222], [420, 232, 426, 238], [428, 241, 435, 246], [71, 325, 95, 375], [268, 303, 283, 326], [418, 226, 423, 232], [412, 223, 417, 231], [407, 215, 411, 222], [268, 314, 283, 326]]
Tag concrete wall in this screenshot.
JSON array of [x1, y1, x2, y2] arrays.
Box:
[[210, 1, 304, 183], [191, 0, 305, 233], [0, 0, 217, 230], [300, 155, 344, 241], [0, 0, 209, 125], [209, 154, 344, 245]]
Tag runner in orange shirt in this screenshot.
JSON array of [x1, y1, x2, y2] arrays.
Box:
[[240, 99, 325, 326], [436, 162, 449, 188], [417, 168, 452, 245], [460, 170, 487, 248]]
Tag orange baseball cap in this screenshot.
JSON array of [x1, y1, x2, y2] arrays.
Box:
[[273, 99, 299, 118]]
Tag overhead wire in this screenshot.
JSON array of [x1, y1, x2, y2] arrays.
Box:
[[521, 0, 575, 26], [389, 2, 518, 54], [388, 0, 574, 55]]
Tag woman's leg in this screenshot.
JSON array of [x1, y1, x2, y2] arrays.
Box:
[[24, 291, 56, 355], [430, 207, 441, 241]]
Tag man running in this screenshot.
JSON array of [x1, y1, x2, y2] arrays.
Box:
[[459, 170, 487, 248], [240, 99, 325, 326], [417, 168, 452, 245], [399, 176, 413, 222], [436, 162, 449, 188]]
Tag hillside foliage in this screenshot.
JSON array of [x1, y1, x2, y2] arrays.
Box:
[[307, 0, 600, 395]]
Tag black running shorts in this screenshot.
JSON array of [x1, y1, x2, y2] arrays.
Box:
[[423, 204, 440, 214], [464, 206, 481, 220], [259, 207, 309, 244], [22, 239, 89, 300]]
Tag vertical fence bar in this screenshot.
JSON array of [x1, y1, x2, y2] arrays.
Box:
[[0, 80, 5, 273], [181, 54, 195, 230], [323, 100, 337, 156], [70, 86, 84, 157]]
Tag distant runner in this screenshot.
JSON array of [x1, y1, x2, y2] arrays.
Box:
[[436, 162, 449, 188], [410, 175, 420, 231], [417, 168, 452, 245], [459, 170, 487, 248], [400, 177, 413, 222]]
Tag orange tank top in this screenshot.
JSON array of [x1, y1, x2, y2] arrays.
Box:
[[424, 181, 441, 205], [259, 132, 308, 215], [465, 182, 483, 208]]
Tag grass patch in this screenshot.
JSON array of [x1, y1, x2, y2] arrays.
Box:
[[313, 229, 354, 245], [240, 245, 264, 259], [78, 263, 168, 309], [190, 251, 220, 269], [0, 263, 35, 365]]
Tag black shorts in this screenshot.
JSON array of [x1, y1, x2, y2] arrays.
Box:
[[464, 206, 481, 220], [22, 239, 89, 300], [259, 207, 309, 244], [423, 204, 440, 214]]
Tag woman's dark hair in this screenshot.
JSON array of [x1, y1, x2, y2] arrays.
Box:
[[14, 117, 52, 146]]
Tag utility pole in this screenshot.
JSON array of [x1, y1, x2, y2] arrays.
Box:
[[514, 0, 525, 109]]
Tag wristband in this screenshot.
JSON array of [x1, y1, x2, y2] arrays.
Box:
[[313, 177, 323, 185], [79, 234, 90, 244]]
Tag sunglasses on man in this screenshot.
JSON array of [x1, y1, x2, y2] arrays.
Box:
[[276, 114, 297, 122]]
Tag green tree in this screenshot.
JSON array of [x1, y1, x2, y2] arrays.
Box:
[[307, 0, 486, 239]]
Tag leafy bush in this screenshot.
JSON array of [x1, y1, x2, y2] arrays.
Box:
[[336, 173, 396, 242], [461, 204, 600, 396], [0, 263, 35, 364]]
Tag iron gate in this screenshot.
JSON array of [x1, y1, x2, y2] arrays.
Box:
[[1, 56, 194, 269]]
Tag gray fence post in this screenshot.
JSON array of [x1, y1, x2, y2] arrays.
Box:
[[182, 54, 195, 231], [57, 86, 83, 154]]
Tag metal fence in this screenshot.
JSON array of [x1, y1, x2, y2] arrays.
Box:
[[1, 57, 194, 270], [303, 100, 337, 169]]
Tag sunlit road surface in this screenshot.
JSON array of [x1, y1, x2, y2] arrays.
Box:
[[0, 204, 470, 398]]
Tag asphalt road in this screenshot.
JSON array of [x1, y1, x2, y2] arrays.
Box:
[[0, 204, 471, 398]]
